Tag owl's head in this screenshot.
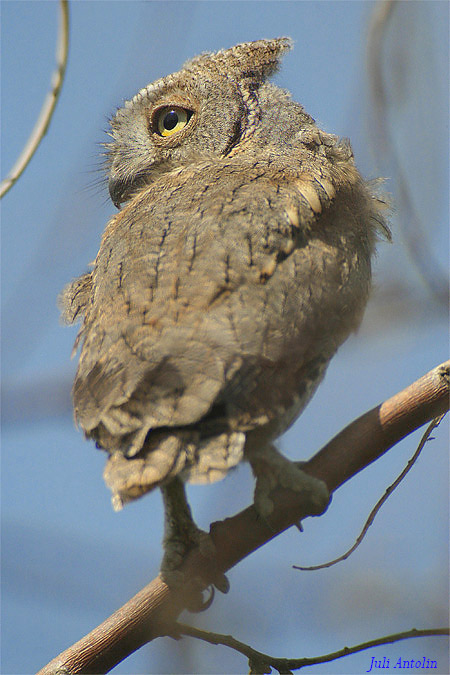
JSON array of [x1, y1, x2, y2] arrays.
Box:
[[107, 38, 313, 207]]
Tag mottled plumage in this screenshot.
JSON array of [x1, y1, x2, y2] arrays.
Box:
[[60, 38, 387, 586]]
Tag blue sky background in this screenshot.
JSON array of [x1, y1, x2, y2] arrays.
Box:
[[1, 2, 449, 674]]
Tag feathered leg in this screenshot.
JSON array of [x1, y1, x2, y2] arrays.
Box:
[[246, 440, 330, 526], [160, 477, 229, 597]]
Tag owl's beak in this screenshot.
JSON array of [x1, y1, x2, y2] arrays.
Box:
[[108, 176, 124, 209]]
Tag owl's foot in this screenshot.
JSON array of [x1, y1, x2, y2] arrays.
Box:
[[248, 443, 330, 525], [160, 478, 229, 610]]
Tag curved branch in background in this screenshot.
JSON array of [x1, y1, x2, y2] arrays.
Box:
[[367, 0, 449, 306], [0, 0, 69, 199], [37, 361, 449, 675]]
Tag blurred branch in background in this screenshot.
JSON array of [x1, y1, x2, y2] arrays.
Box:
[[0, 0, 69, 199], [367, 0, 449, 307], [1, 370, 73, 425]]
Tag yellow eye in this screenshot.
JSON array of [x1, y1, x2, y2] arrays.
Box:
[[154, 106, 192, 137]]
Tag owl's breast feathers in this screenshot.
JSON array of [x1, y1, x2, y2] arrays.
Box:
[[61, 152, 385, 505]]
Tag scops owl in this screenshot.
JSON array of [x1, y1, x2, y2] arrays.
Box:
[[60, 38, 387, 590]]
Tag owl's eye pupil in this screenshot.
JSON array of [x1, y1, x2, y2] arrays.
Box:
[[163, 110, 179, 130]]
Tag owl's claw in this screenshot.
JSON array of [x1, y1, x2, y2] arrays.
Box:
[[248, 443, 330, 524], [182, 584, 215, 614], [160, 478, 229, 606]]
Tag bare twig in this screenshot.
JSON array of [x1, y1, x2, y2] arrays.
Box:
[[367, 0, 449, 305], [37, 361, 449, 675], [176, 623, 450, 674], [294, 415, 445, 571], [0, 0, 69, 199]]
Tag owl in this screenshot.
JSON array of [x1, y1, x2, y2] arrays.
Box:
[[60, 38, 387, 591]]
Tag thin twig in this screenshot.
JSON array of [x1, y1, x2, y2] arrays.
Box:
[[0, 0, 69, 199], [294, 415, 445, 571], [176, 623, 450, 674]]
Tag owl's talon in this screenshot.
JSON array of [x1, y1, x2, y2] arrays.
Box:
[[213, 571, 230, 594], [249, 443, 330, 524], [161, 544, 229, 599], [184, 585, 215, 613]]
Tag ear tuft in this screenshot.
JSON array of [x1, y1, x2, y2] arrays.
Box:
[[185, 38, 293, 83]]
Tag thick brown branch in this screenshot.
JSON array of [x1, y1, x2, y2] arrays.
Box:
[[37, 361, 449, 675], [307, 360, 449, 492]]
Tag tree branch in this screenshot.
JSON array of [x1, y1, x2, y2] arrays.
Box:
[[37, 361, 449, 674]]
